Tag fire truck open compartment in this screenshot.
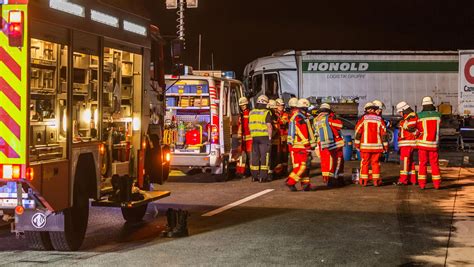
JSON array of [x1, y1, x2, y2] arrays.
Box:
[[165, 79, 212, 155], [0, 0, 170, 251]]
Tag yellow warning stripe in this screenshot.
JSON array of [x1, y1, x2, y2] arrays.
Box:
[[0, 4, 28, 164]]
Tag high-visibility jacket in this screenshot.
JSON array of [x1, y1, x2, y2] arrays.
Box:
[[398, 112, 418, 147], [238, 108, 252, 141], [313, 112, 344, 150], [355, 112, 388, 152], [417, 111, 441, 151], [249, 108, 271, 137], [276, 110, 289, 142], [288, 112, 316, 149]]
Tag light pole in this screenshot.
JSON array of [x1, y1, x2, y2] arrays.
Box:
[[166, 0, 198, 48]]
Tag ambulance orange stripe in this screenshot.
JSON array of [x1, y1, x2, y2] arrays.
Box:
[[0, 77, 21, 109], [0, 47, 22, 80], [0, 137, 20, 158], [0, 107, 21, 139]]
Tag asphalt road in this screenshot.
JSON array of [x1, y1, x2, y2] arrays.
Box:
[[0, 158, 472, 266]]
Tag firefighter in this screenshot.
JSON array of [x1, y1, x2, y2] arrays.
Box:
[[416, 96, 442, 189], [314, 103, 345, 186], [286, 97, 299, 173], [249, 95, 273, 183], [267, 99, 281, 179], [286, 98, 317, 191], [236, 97, 252, 177], [373, 100, 386, 117], [355, 102, 389, 187], [395, 101, 418, 185], [276, 98, 289, 175]]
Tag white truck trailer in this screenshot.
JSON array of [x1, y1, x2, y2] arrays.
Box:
[[243, 50, 459, 115]]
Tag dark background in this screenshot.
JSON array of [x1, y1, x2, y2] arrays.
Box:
[[106, 0, 474, 77]]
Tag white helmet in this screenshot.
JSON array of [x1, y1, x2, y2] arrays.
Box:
[[257, 95, 269, 105], [275, 98, 285, 106], [238, 97, 249, 106], [372, 100, 386, 110], [364, 102, 376, 110], [288, 97, 298, 108], [396, 101, 410, 113], [319, 103, 331, 110], [297, 98, 310, 108], [267, 99, 277, 109], [422, 96, 434, 106]]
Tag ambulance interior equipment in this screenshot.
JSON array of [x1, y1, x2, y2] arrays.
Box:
[[164, 80, 211, 154]]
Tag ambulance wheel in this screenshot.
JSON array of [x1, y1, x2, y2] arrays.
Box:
[[121, 203, 148, 223], [49, 181, 89, 251], [25, 231, 53, 251], [215, 157, 235, 182]]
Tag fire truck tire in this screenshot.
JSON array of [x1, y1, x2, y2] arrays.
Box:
[[25, 231, 54, 251], [49, 181, 89, 251], [121, 203, 148, 223]]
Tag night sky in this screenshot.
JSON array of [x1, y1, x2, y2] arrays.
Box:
[[137, 0, 474, 77]]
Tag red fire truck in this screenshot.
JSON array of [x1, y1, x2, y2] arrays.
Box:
[[0, 0, 170, 251]]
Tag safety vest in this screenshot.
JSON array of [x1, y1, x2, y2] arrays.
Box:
[[313, 113, 343, 150], [249, 109, 270, 137], [417, 111, 441, 150]]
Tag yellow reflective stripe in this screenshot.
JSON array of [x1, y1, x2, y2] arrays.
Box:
[[250, 165, 260, 171], [432, 175, 441, 180], [360, 174, 369, 179], [289, 172, 301, 182], [418, 175, 427, 180], [372, 174, 380, 178]]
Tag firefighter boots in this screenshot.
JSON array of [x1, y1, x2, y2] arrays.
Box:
[[169, 209, 189, 237], [160, 208, 177, 237]]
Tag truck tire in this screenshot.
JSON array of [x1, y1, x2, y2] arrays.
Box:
[[49, 181, 89, 251], [121, 203, 148, 223], [25, 231, 53, 251]]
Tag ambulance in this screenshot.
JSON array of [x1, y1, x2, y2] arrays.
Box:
[[164, 71, 244, 179], [0, 0, 170, 251]]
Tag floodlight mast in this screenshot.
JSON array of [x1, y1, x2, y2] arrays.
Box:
[[166, 0, 198, 48]]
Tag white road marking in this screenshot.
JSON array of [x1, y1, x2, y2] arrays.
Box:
[[202, 189, 274, 217]]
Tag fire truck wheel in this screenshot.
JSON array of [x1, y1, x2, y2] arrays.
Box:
[[121, 203, 148, 223], [49, 182, 89, 251], [25, 231, 54, 251]]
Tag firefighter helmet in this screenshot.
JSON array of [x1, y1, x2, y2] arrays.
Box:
[[422, 96, 434, 106], [320, 103, 331, 110], [267, 99, 277, 109], [364, 102, 376, 110], [396, 101, 410, 113], [238, 97, 249, 106], [275, 98, 285, 106], [372, 100, 386, 110], [288, 97, 298, 108], [257, 95, 269, 105], [297, 98, 310, 108]]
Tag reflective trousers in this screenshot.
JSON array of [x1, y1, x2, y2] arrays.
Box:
[[335, 147, 345, 178], [399, 146, 417, 185], [320, 147, 337, 183], [250, 137, 271, 181], [287, 148, 310, 186], [237, 140, 252, 176], [278, 141, 289, 175], [360, 152, 381, 185], [418, 149, 441, 189]]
